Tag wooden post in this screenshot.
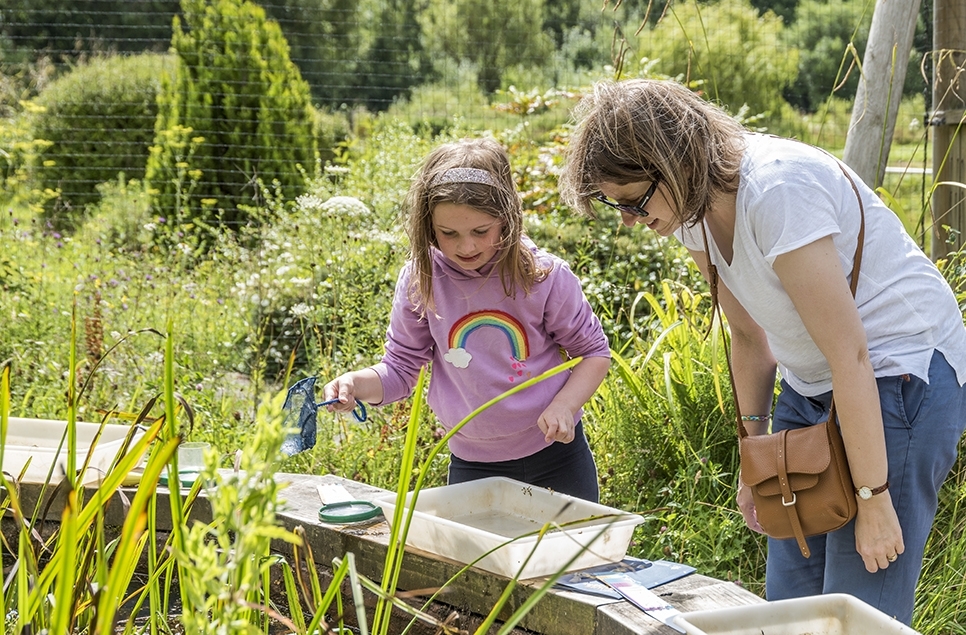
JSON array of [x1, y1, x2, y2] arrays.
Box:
[[930, 0, 966, 257], [843, 0, 921, 189]]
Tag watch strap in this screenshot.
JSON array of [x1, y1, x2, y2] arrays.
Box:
[[855, 481, 890, 497]]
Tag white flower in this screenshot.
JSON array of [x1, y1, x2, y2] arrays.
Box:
[[290, 303, 311, 317], [295, 194, 326, 210], [320, 196, 370, 219]]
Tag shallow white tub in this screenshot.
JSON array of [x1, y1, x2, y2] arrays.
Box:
[[2, 417, 144, 485], [374, 476, 644, 579], [674, 593, 920, 634]]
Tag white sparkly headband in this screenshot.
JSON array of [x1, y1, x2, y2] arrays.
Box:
[[430, 167, 501, 188]]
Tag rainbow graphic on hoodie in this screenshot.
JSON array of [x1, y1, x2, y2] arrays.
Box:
[[448, 309, 530, 361]]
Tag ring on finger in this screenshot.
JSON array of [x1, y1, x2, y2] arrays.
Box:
[[887, 553, 898, 562]]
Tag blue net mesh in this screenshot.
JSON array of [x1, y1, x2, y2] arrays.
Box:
[[280, 376, 367, 456], [281, 376, 319, 456]]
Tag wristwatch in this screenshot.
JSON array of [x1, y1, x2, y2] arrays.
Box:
[[855, 481, 890, 500]]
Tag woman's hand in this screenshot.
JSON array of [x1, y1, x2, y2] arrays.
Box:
[[854, 492, 905, 572], [736, 477, 765, 533]]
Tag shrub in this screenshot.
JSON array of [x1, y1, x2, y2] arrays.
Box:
[[635, 0, 798, 120], [312, 107, 351, 164], [29, 53, 174, 227], [230, 194, 404, 383], [782, 0, 927, 114], [145, 0, 318, 230], [781, 0, 871, 113]]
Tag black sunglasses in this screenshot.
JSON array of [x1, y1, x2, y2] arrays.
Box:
[[593, 179, 660, 217]]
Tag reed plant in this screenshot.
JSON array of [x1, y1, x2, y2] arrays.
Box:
[[588, 279, 768, 593]]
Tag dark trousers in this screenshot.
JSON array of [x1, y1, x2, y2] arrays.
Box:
[[447, 422, 600, 502]]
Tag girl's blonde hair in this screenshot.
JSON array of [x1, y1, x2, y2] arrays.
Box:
[[560, 79, 746, 226], [405, 137, 545, 313]]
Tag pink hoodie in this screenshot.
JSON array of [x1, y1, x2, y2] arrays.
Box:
[[371, 240, 610, 462]]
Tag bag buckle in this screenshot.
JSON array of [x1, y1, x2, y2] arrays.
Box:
[[782, 492, 797, 507]]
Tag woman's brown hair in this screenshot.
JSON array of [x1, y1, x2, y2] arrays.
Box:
[[560, 79, 746, 226]]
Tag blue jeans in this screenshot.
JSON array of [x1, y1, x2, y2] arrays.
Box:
[[765, 350, 966, 625], [447, 421, 600, 502]]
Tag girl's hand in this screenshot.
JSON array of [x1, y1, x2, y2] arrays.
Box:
[[854, 492, 905, 572], [737, 478, 765, 533], [322, 375, 361, 414], [322, 368, 383, 411], [536, 403, 576, 443]]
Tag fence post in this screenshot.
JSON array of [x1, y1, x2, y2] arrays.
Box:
[[842, 0, 921, 189], [929, 0, 966, 258]]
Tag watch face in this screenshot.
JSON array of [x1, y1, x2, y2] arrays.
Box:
[[858, 486, 872, 499]]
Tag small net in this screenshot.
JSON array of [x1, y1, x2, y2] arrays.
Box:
[[281, 376, 319, 456], [280, 376, 368, 456]]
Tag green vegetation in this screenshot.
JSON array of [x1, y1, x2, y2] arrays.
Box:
[[1, 0, 964, 633], [30, 54, 175, 226], [145, 0, 318, 229], [636, 0, 798, 119], [3, 109, 965, 633]]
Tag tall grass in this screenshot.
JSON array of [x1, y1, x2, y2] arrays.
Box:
[[589, 280, 768, 593]]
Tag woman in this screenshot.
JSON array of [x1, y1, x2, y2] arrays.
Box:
[[559, 78, 966, 624]]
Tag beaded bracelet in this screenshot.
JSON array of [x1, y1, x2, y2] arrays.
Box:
[[741, 414, 771, 421]]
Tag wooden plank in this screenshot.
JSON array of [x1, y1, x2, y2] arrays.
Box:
[[271, 473, 765, 635], [10, 470, 765, 634]]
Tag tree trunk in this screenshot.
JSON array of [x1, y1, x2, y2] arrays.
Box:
[[842, 0, 922, 188]]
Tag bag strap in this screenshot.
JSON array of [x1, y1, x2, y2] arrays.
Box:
[[706, 160, 865, 556], [774, 429, 812, 555], [704, 159, 865, 436]]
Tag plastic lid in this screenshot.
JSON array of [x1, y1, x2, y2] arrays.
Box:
[[158, 469, 203, 489], [318, 500, 382, 524]]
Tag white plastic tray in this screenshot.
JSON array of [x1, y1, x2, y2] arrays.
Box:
[[374, 476, 644, 579], [2, 417, 144, 485], [674, 592, 920, 634]]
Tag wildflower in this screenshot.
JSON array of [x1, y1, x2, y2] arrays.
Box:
[[320, 196, 370, 218]]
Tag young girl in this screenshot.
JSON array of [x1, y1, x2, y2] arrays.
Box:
[[323, 138, 611, 502]]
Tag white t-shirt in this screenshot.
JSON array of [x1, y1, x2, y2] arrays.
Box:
[[676, 133, 966, 396]]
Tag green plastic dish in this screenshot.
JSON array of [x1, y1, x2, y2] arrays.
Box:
[[158, 469, 203, 489], [318, 500, 382, 524]]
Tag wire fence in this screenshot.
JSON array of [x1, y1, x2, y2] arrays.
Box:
[[1, 0, 935, 226]]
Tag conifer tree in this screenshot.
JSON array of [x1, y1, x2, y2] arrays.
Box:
[[146, 0, 317, 227]]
